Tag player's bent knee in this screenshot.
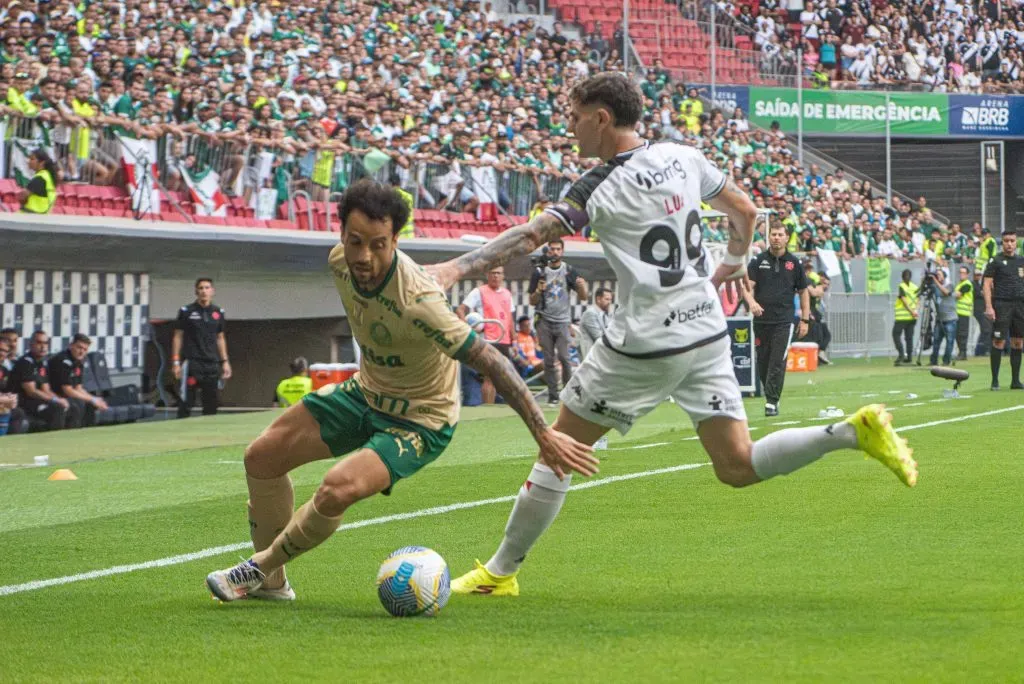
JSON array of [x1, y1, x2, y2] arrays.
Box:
[[712, 460, 757, 488], [314, 473, 372, 516]]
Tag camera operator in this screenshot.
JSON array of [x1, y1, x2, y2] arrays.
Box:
[[529, 238, 588, 406], [955, 265, 974, 362], [983, 232, 1024, 390], [892, 269, 919, 366], [928, 268, 958, 367]]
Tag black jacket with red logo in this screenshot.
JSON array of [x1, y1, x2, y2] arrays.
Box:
[[48, 349, 84, 397], [9, 353, 50, 407]]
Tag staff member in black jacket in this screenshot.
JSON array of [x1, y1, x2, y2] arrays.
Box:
[[743, 221, 810, 417], [9, 330, 68, 431], [49, 333, 109, 428], [982, 232, 1024, 390], [172, 278, 232, 418]]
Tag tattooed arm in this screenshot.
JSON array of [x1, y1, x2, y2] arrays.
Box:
[[428, 212, 568, 291], [463, 336, 598, 478]]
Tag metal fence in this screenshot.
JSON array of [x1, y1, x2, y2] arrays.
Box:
[[824, 292, 980, 360]]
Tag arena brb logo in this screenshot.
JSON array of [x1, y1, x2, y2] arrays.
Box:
[[634, 158, 686, 190], [961, 101, 1010, 130]]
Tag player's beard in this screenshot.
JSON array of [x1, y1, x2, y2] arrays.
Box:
[[349, 260, 378, 290]]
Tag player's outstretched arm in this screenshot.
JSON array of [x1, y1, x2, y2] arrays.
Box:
[[427, 213, 567, 291], [463, 336, 598, 479], [707, 179, 758, 296]]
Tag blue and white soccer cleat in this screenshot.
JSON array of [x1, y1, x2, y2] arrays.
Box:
[[206, 559, 265, 602]]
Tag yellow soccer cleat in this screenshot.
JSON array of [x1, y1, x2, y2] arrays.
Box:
[[451, 560, 520, 596], [846, 404, 918, 487]]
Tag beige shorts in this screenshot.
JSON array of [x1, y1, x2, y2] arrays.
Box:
[[560, 334, 747, 435]]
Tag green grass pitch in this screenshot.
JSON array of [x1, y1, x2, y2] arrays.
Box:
[[1, 358, 1022, 682]]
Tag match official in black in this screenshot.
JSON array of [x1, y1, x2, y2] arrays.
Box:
[[172, 278, 232, 418], [49, 333, 109, 428], [982, 232, 1024, 390], [744, 221, 810, 417]]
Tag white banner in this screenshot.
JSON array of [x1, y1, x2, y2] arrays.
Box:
[[254, 187, 278, 220], [118, 136, 161, 215], [178, 163, 227, 217]]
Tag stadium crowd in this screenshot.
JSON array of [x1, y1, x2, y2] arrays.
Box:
[[0, 0, 998, 266], [732, 0, 1024, 93]]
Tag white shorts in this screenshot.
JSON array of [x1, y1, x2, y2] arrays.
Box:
[[560, 333, 747, 435]]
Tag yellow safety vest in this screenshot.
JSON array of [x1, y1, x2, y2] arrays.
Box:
[[275, 375, 312, 407], [6, 87, 38, 116], [955, 280, 973, 317], [894, 281, 919, 321], [22, 169, 56, 214], [71, 99, 95, 159], [312, 148, 334, 188], [396, 187, 415, 238], [975, 236, 997, 276]]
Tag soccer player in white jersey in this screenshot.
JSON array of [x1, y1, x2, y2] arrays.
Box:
[[427, 72, 918, 597]]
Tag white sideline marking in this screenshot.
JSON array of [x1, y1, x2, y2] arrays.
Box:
[[606, 442, 670, 452], [904, 402, 926, 407], [4, 404, 1022, 599], [772, 421, 801, 426], [0, 463, 709, 597]]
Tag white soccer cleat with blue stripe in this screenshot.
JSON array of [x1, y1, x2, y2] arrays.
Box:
[[206, 559, 265, 602]]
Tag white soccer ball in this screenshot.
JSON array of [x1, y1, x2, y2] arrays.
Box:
[[376, 546, 450, 617], [465, 312, 486, 332]]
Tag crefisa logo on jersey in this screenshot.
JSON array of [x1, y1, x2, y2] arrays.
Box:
[[634, 158, 686, 190]]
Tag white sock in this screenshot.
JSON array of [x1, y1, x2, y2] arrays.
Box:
[[485, 463, 571, 577], [751, 422, 858, 480]]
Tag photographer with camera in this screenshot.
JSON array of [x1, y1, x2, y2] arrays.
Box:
[[928, 268, 958, 367], [529, 238, 588, 406], [892, 269, 919, 366]]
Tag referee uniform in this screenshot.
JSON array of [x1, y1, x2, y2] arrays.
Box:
[[748, 250, 809, 416], [175, 301, 227, 417], [983, 242, 1024, 390]]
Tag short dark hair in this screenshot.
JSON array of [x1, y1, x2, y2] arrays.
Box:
[[31, 330, 48, 341], [195, 277, 214, 288], [338, 179, 410, 236], [71, 333, 91, 345], [548, 237, 564, 248], [290, 356, 308, 375], [517, 315, 530, 324], [570, 72, 643, 128], [0, 327, 16, 336], [595, 287, 611, 299]]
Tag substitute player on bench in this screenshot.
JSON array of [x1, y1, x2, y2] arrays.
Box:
[[205, 180, 594, 602], [426, 72, 917, 597]]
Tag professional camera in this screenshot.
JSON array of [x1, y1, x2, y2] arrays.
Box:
[[919, 259, 937, 296], [530, 246, 550, 271]]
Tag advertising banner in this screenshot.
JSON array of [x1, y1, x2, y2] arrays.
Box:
[[692, 84, 750, 116], [728, 316, 756, 394], [947, 94, 1024, 137], [747, 88, 948, 136]]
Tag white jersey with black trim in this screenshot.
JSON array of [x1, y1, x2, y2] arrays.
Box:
[[545, 141, 729, 358]]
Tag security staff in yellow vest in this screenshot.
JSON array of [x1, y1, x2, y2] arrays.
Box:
[[274, 357, 312, 408], [395, 185, 415, 238], [974, 228, 998, 277], [954, 265, 974, 362], [893, 269, 919, 365], [20, 150, 58, 215], [973, 228, 997, 356]]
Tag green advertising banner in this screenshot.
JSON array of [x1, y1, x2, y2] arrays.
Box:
[[866, 257, 892, 293], [748, 88, 948, 136]]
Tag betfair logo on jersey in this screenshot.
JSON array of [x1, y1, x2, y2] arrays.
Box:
[[663, 300, 714, 327], [361, 345, 405, 368], [635, 158, 686, 190], [412, 318, 454, 349]]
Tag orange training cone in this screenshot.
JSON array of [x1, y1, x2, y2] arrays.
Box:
[[48, 469, 78, 481]]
